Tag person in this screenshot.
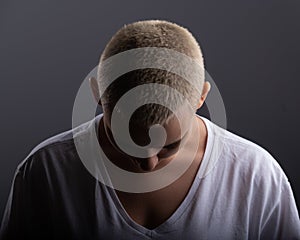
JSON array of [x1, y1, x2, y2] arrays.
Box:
[[1, 20, 300, 240]]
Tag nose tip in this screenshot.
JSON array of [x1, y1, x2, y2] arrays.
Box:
[[138, 156, 159, 171]]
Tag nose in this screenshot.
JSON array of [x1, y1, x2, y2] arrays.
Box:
[[134, 155, 159, 171]]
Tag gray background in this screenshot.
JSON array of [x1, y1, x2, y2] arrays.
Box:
[[0, 0, 299, 219]]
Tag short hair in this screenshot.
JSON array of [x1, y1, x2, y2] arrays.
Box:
[[97, 20, 204, 128]]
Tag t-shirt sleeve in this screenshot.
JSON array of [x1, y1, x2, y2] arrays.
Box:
[[0, 154, 53, 240], [0, 167, 29, 240], [260, 176, 300, 239]]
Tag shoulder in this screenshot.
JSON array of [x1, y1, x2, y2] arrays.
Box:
[[205, 118, 296, 210], [203, 117, 289, 190], [16, 116, 100, 177], [201, 117, 300, 238], [211, 119, 282, 167]]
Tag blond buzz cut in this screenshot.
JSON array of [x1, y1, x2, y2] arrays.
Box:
[[98, 20, 205, 127]]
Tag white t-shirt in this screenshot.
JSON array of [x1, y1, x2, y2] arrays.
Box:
[[1, 114, 300, 239]]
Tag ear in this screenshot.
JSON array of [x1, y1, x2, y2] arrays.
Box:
[[89, 77, 101, 105], [196, 81, 211, 109]]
